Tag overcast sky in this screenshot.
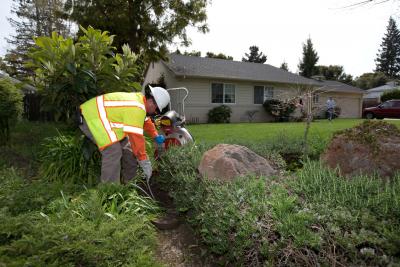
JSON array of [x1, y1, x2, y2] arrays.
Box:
[[0, 0, 398, 77]]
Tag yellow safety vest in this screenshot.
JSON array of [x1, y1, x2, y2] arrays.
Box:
[[80, 92, 146, 150]]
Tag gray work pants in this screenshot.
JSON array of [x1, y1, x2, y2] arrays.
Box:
[[79, 118, 138, 184]]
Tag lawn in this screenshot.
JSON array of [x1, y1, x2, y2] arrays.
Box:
[[187, 118, 400, 143]]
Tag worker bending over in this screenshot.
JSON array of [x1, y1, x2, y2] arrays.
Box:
[[79, 86, 170, 183]]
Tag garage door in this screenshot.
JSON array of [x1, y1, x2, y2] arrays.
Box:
[[337, 98, 360, 118]]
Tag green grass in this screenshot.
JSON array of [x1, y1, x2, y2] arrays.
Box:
[[0, 121, 71, 173], [187, 119, 400, 143]]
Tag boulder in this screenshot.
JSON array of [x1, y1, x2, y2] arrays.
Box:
[[321, 121, 400, 178], [198, 144, 277, 182]]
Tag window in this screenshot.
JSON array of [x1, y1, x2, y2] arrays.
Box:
[[254, 86, 274, 104], [312, 93, 319, 104], [211, 83, 236, 103], [381, 101, 394, 108]]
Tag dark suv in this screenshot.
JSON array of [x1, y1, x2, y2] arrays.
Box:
[[363, 99, 400, 119]]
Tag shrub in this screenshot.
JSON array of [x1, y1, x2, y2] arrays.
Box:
[[207, 105, 232, 123], [28, 26, 142, 122], [157, 145, 321, 265], [263, 98, 296, 121], [0, 78, 23, 145], [157, 144, 400, 266], [381, 89, 400, 102], [0, 168, 161, 267], [39, 134, 101, 185]]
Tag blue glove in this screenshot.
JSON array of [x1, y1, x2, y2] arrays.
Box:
[[154, 135, 165, 144]]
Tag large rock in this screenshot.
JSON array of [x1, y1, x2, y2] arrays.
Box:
[[198, 144, 277, 182], [321, 121, 400, 178]]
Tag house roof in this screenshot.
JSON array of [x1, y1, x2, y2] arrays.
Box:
[[363, 81, 399, 99], [163, 54, 364, 94], [314, 80, 365, 94], [0, 72, 36, 93], [366, 81, 398, 93]]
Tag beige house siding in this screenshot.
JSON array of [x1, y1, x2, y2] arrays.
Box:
[[143, 61, 176, 88], [144, 62, 363, 122]]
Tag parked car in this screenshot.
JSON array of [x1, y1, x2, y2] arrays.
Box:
[[362, 99, 400, 119]]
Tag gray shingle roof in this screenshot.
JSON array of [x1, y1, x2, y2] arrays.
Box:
[[315, 80, 365, 94], [164, 53, 318, 85], [366, 81, 399, 92], [0, 72, 36, 93], [163, 54, 364, 94]]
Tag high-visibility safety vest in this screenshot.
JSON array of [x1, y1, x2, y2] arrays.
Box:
[[80, 92, 147, 150]]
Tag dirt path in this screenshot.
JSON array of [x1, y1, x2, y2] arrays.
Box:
[[155, 222, 208, 266], [149, 183, 214, 267]]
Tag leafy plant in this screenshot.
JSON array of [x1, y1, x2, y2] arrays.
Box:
[[28, 26, 142, 122], [0, 167, 161, 267], [157, 143, 400, 266], [0, 78, 23, 145], [381, 89, 400, 102], [39, 134, 101, 185], [207, 105, 232, 123]]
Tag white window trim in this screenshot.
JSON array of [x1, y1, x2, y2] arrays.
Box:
[[210, 82, 236, 104], [253, 85, 274, 105]]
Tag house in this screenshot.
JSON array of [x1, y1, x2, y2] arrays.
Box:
[[0, 71, 36, 94], [144, 54, 365, 123], [363, 81, 399, 107]]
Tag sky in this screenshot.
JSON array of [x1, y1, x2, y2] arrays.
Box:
[[0, 0, 398, 78]]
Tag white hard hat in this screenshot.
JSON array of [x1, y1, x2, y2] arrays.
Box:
[[149, 85, 170, 111]]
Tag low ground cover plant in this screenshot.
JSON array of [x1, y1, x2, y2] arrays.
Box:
[[0, 167, 161, 266], [158, 143, 400, 266]]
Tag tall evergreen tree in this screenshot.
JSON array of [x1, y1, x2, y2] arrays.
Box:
[[375, 17, 400, 78], [298, 37, 319, 78], [242, 46, 267, 63], [64, 0, 209, 64], [4, 0, 71, 79]]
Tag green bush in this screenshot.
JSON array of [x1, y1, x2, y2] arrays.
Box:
[[157, 145, 321, 265], [207, 105, 232, 123], [157, 144, 400, 266], [28, 26, 142, 122], [381, 89, 400, 102], [0, 78, 23, 145], [263, 98, 296, 121], [0, 167, 161, 267]]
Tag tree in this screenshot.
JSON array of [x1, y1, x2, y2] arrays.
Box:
[[298, 38, 319, 78], [4, 0, 71, 79], [183, 50, 202, 57], [242, 46, 267, 63], [354, 72, 389, 89], [381, 89, 400, 102], [206, 52, 233, 60], [315, 65, 353, 84], [65, 0, 209, 63], [375, 17, 400, 78], [280, 61, 289, 71], [28, 27, 141, 122], [0, 78, 23, 145]]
